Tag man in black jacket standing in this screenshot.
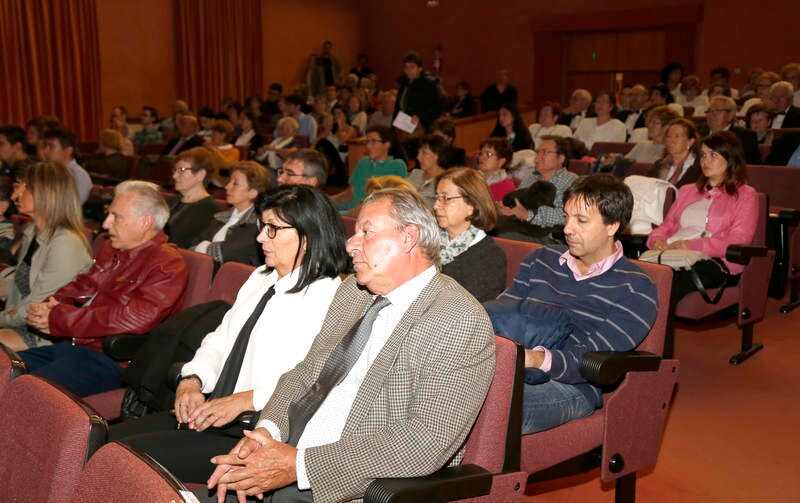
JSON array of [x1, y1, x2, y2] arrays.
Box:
[[394, 52, 443, 133]]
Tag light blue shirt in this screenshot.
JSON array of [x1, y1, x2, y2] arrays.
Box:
[[66, 159, 92, 204]]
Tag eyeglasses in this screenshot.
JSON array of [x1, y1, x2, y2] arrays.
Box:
[[172, 165, 194, 174], [257, 220, 295, 239], [277, 167, 305, 178], [477, 150, 496, 158], [706, 108, 733, 115], [365, 138, 385, 144], [536, 149, 559, 156], [434, 194, 465, 205]]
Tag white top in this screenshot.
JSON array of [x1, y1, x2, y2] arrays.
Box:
[[574, 117, 627, 149], [527, 123, 573, 148], [625, 142, 664, 163], [349, 111, 368, 136], [235, 129, 256, 146], [629, 127, 649, 143], [257, 266, 438, 490], [182, 266, 341, 409], [738, 97, 761, 117], [676, 94, 709, 111], [668, 197, 713, 243], [624, 109, 647, 135], [194, 207, 249, 254]]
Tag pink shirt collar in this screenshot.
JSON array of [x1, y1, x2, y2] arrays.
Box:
[[558, 240, 624, 281]]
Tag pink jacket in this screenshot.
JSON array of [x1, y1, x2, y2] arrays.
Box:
[[647, 183, 758, 274]]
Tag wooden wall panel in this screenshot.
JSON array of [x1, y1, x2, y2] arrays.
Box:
[[566, 33, 618, 72], [616, 30, 664, 70]]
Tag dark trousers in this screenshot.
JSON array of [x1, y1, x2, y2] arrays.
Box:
[[19, 342, 123, 397], [110, 410, 245, 483], [193, 484, 313, 503], [672, 259, 740, 301]]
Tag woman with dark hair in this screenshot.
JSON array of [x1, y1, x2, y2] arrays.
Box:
[[527, 101, 573, 148], [193, 161, 271, 266], [408, 135, 449, 203], [647, 131, 758, 300], [650, 118, 702, 187], [660, 62, 685, 99], [574, 91, 626, 149], [434, 167, 506, 302], [450, 80, 476, 118], [0, 162, 92, 351], [109, 184, 350, 483], [233, 111, 267, 154], [490, 103, 534, 151], [478, 137, 516, 202], [650, 84, 684, 117], [165, 147, 220, 249]]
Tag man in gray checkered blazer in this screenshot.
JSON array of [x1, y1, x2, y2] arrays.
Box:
[[205, 188, 496, 503]]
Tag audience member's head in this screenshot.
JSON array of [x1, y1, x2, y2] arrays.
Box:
[[284, 95, 305, 116], [663, 117, 699, 161], [98, 129, 126, 155], [649, 83, 674, 106], [629, 84, 649, 110], [106, 180, 170, 250], [563, 174, 633, 251], [0, 125, 27, 165], [267, 83, 283, 103], [538, 101, 562, 127], [680, 75, 702, 100], [745, 103, 771, 137], [430, 117, 457, 144], [753, 71, 780, 100], [709, 66, 731, 85], [403, 52, 424, 82], [209, 119, 234, 145], [496, 69, 511, 87], [536, 135, 568, 173], [417, 135, 451, 174], [177, 115, 199, 138], [768, 81, 795, 113], [708, 82, 732, 98], [276, 117, 299, 140], [478, 137, 512, 175], [619, 85, 633, 110], [13, 161, 85, 241], [365, 125, 395, 162], [660, 62, 684, 88], [378, 90, 397, 116], [706, 96, 737, 133], [593, 91, 616, 118], [174, 147, 213, 192], [278, 149, 329, 187], [496, 102, 528, 134], [365, 175, 416, 196], [781, 62, 800, 91], [140, 106, 159, 127], [455, 80, 471, 98], [42, 126, 77, 164], [569, 89, 592, 113], [434, 167, 497, 239], [698, 131, 747, 195], [111, 105, 128, 122], [25, 117, 47, 150], [645, 105, 680, 143], [350, 187, 441, 293], [226, 161, 270, 212]]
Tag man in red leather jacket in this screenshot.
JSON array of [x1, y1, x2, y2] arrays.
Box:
[[20, 180, 189, 397]]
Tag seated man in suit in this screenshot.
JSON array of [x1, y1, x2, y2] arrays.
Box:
[[703, 96, 760, 164], [486, 174, 657, 434], [202, 188, 495, 503], [19, 181, 189, 397], [558, 88, 593, 129], [162, 114, 205, 156], [769, 81, 800, 129], [616, 84, 650, 138]]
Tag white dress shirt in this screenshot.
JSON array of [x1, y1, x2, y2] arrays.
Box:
[[574, 117, 627, 149], [256, 266, 438, 490], [528, 123, 573, 148], [181, 266, 341, 409]]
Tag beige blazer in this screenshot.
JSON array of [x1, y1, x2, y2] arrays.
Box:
[[259, 272, 496, 503]]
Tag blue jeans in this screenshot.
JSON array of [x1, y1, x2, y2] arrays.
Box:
[[19, 342, 123, 397], [522, 380, 596, 434]]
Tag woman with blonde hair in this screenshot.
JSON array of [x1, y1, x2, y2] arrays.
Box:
[[84, 128, 130, 183], [0, 162, 93, 351], [433, 167, 507, 301]]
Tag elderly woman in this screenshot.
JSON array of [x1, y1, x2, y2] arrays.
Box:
[[109, 185, 350, 483], [490, 103, 534, 151], [649, 118, 702, 187], [83, 129, 131, 183], [625, 105, 680, 163], [407, 135, 449, 203], [193, 161, 270, 266], [0, 162, 92, 351], [574, 91, 627, 149], [255, 116, 300, 173], [434, 167, 506, 302], [478, 137, 516, 202], [165, 147, 220, 249], [647, 131, 758, 300], [527, 101, 573, 149]]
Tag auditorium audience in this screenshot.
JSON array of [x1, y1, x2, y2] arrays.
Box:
[[434, 167, 506, 302], [781, 62, 800, 107], [703, 66, 739, 100], [649, 83, 683, 117], [430, 117, 467, 166], [310, 114, 345, 186], [83, 129, 130, 183], [42, 126, 91, 204], [625, 105, 680, 163], [262, 83, 283, 116], [255, 117, 300, 174], [648, 131, 758, 301], [24, 117, 47, 158], [0, 162, 92, 352], [193, 161, 269, 266], [407, 135, 449, 203], [205, 120, 240, 172], [332, 105, 357, 144], [617, 84, 650, 137], [660, 62, 684, 100], [489, 174, 657, 434], [739, 71, 779, 117], [165, 147, 219, 249], [233, 111, 267, 155], [528, 101, 573, 148], [450, 80, 476, 118], [160, 99, 190, 133], [481, 69, 518, 112], [676, 75, 709, 116], [703, 96, 760, 164], [769, 81, 800, 129], [746, 104, 773, 145], [283, 95, 317, 142], [108, 185, 351, 483], [19, 180, 189, 397], [367, 91, 397, 129], [559, 89, 593, 128], [649, 117, 702, 188], [163, 115, 205, 156], [477, 137, 516, 202], [347, 95, 368, 136], [573, 91, 627, 149], [133, 106, 164, 146], [490, 103, 535, 151], [332, 125, 407, 211]]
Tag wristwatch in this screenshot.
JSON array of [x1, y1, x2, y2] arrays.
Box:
[[179, 374, 203, 388]]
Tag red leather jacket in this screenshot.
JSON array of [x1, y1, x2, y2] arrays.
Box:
[[48, 232, 189, 352]]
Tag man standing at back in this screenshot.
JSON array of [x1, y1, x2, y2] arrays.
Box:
[[20, 181, 189, 397], [203, 188, 495, 503]]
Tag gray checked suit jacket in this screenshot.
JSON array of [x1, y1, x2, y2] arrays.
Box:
[[258, 272, 496, 503]]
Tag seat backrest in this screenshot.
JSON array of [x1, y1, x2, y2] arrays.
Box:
[[462, 336, 524, 473], [176, 248, 215, 308], [591, 142, 635, 157], [748, 165, 798, 209], [494, 237, 542, 288], [92, 232, 110, 257], [0, 375, 107, 502], [631, 261, 673, 355], [69, 442, 187, 503], [753, 192, 768, 246], [208, 261, 256, 305], [0, 343, 26, 395], [568, 159, 592, 175]]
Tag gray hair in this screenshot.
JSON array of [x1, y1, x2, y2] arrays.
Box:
[[115, 180, 170, 231], [363, 187, 441, 267], [709, 95, 737, 112], [770, 80, 795, 95], [286, 148, 328, 185]]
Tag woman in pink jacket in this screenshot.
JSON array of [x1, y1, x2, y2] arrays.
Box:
[[647, 131, 758, 300]]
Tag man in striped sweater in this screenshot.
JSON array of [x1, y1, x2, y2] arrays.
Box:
[[495, 174, 658, 434]]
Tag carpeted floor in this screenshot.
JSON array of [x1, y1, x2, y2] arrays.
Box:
[[524, 296, 800, 502]]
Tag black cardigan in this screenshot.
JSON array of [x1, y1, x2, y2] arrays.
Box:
[[441, 236, 507, 302]]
